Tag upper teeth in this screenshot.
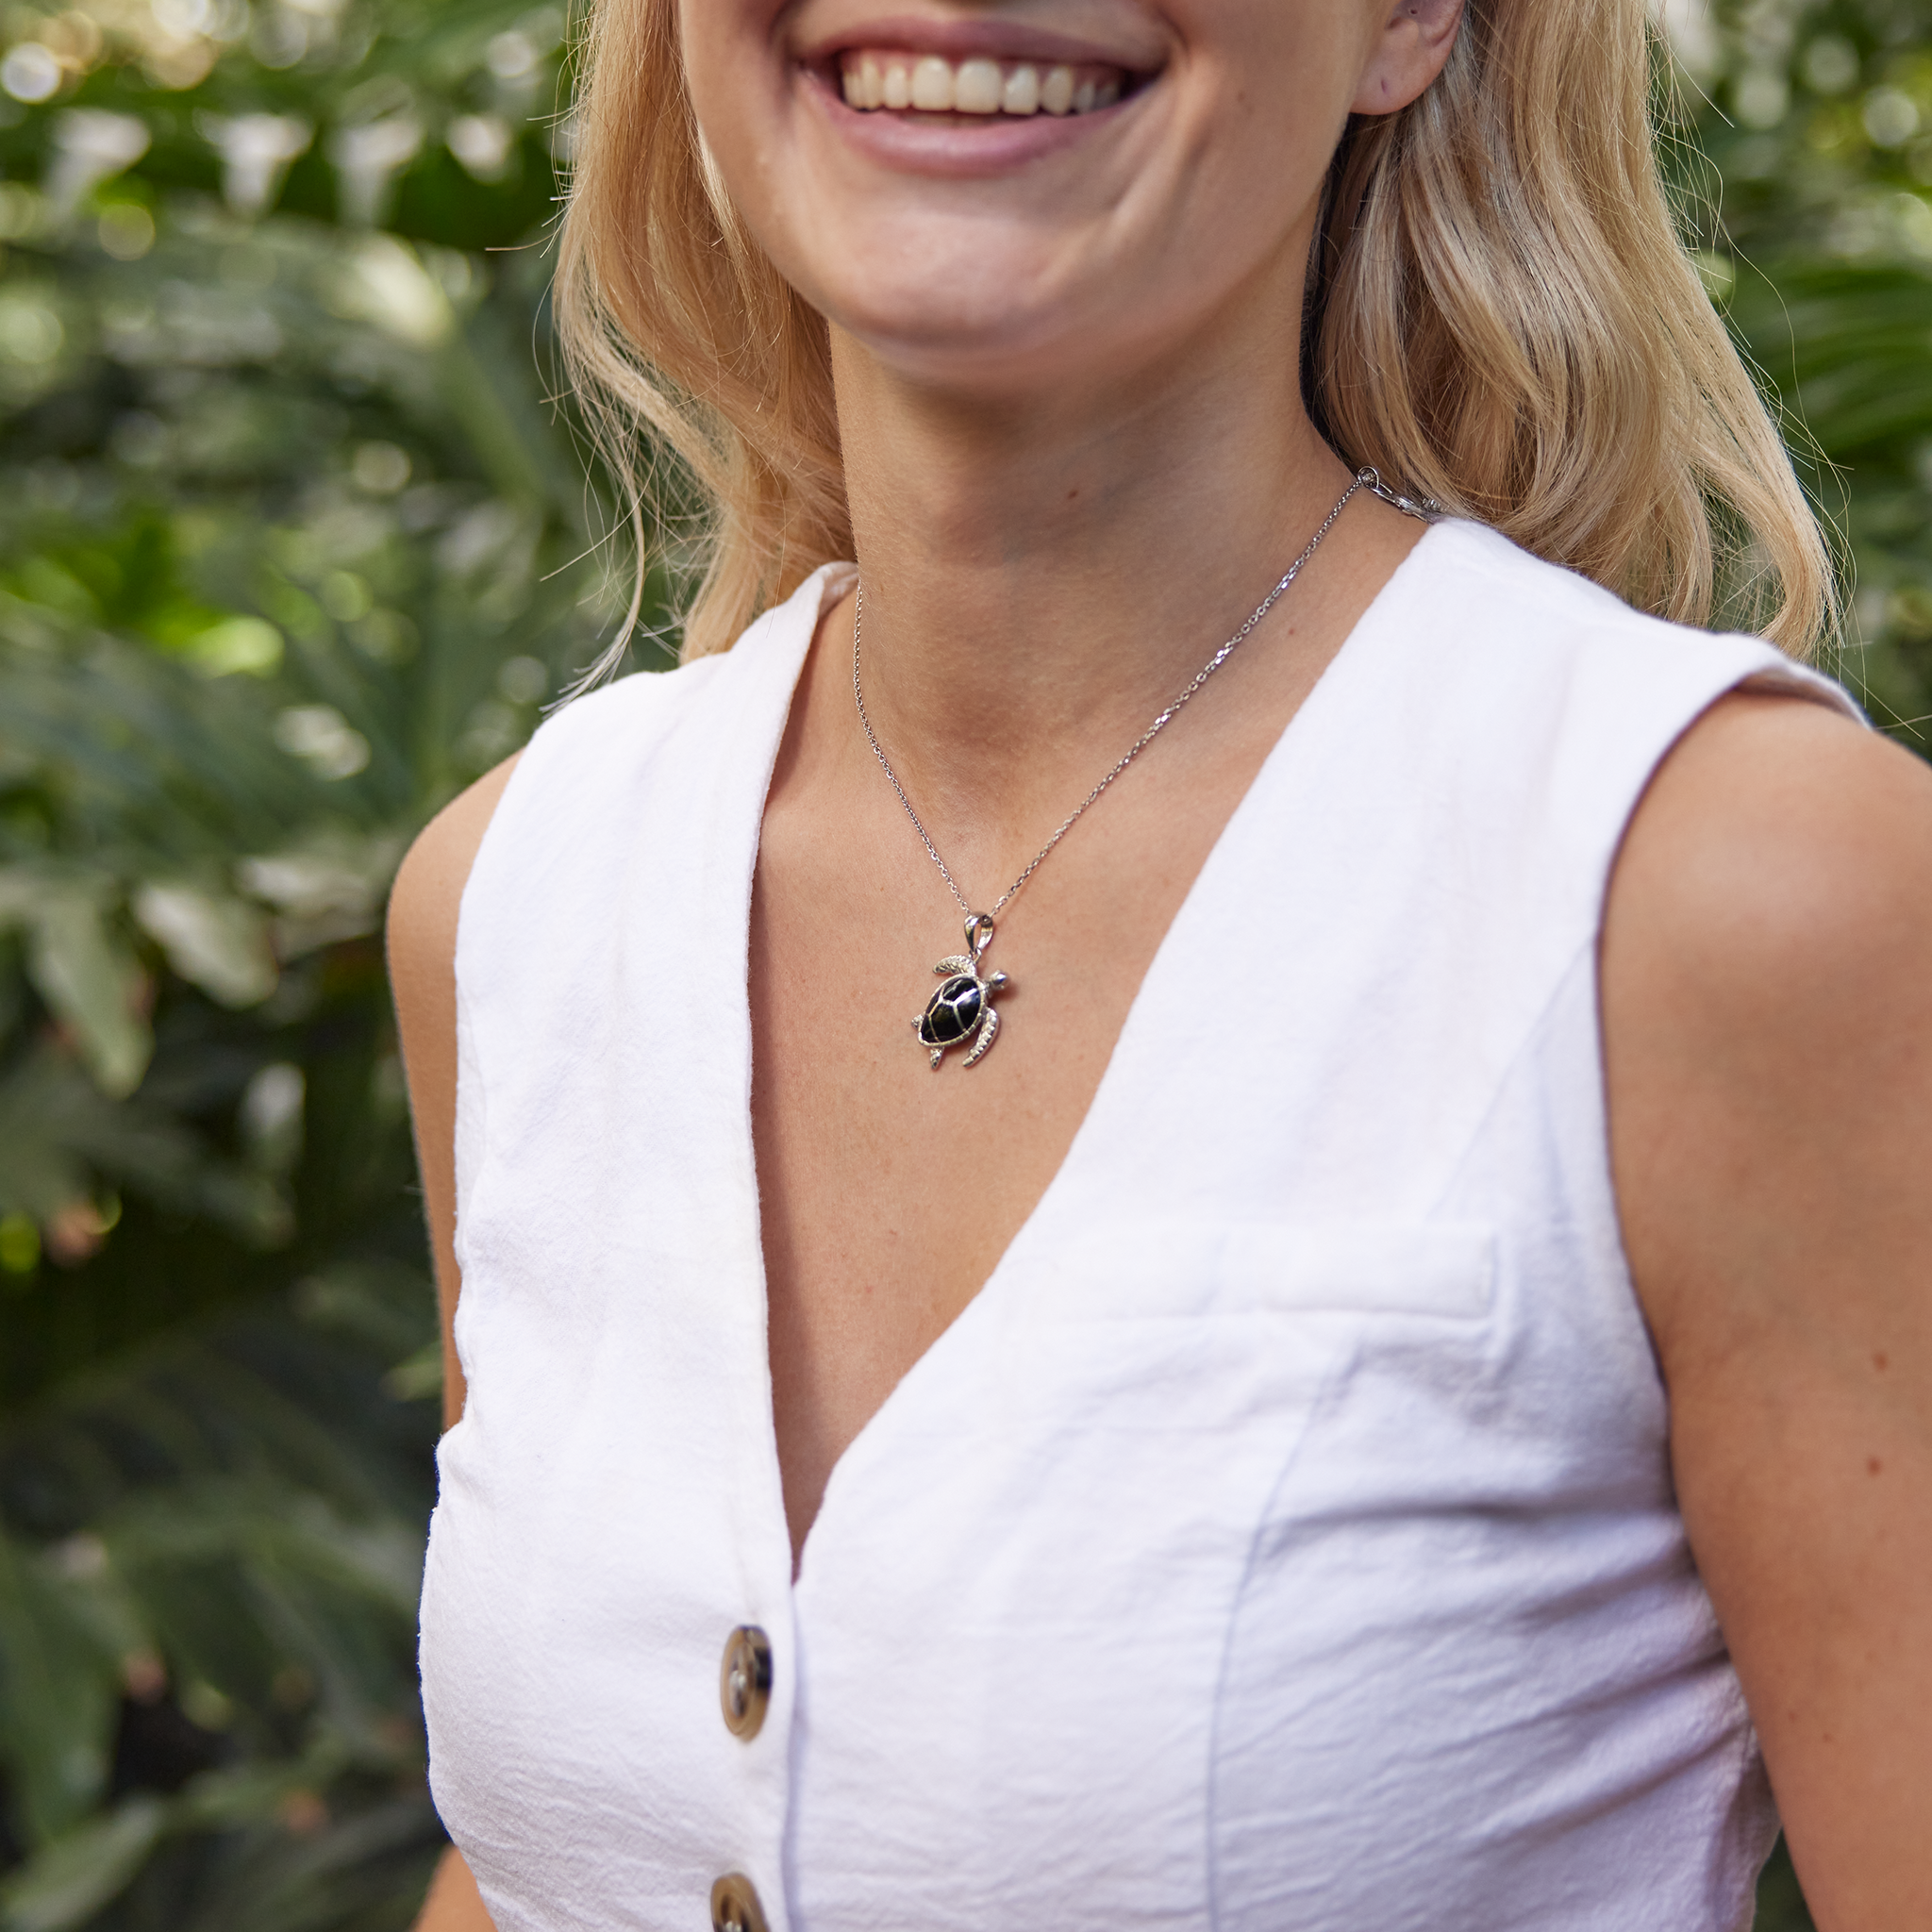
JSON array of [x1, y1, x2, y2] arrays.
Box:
[[839, 52, 1123, 116]]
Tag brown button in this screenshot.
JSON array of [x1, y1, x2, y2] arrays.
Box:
[[710, 1873, 770, 1932], [719, 1624, 773, 1740]]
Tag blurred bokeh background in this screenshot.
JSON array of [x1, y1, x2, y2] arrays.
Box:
[[0, 0, 1924, 1925]]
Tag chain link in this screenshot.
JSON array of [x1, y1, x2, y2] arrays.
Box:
[[853, 467, 1388, 924]]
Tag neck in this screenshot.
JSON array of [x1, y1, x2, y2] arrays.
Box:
[[829, 270, 1357, 852]]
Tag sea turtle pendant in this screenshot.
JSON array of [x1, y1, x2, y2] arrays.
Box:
[[914, 912, 1009, 1070]]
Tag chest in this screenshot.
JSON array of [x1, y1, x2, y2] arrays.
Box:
[[746, 669, 1296, 1561]]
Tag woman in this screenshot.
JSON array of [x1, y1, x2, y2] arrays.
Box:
[[391, 0, 1932, 1926]]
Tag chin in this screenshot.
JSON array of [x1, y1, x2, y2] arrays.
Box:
[[838, 279, 1074, 373], [784, 215, 1126, 393]]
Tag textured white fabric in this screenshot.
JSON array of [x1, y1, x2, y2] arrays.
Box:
[[420, 522, 1857, 1932]]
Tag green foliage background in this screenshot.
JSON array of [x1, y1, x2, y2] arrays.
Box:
[[0, 0, 1925, 1925]]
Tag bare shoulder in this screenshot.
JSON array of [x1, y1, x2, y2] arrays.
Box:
[[388, 757, 523, 1011], [1602, 688, 1932, 1925], [1607, 689, 1932, 1020], [1603, 688, 1932, 1346]]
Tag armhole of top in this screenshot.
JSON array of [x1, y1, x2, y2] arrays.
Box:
[[451, 990, 488, 1292], [1733, 657, 1869, 726], [446, 750, 540, 1314], [1595, 648, 1866, 943]]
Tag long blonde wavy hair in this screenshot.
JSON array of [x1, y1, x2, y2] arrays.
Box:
[[555, 0, 1833, 667]]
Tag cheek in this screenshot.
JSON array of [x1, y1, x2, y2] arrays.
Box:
[[675, 1, 788, 202], [1094, 75, 1346, 308]]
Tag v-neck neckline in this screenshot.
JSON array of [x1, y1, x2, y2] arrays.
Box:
[[736, 529, 1449, 1581]]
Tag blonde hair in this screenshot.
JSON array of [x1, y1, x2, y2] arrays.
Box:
[[556, 0, 1834, 667]]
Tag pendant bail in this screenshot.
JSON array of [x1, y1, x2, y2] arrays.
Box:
[[964, 911, 995, 960]]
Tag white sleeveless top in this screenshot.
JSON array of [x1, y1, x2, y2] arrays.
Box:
[[421, 522, 1856, 1932]]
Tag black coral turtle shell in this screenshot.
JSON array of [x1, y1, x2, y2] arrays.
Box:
[[920, 974, 984, 1046]]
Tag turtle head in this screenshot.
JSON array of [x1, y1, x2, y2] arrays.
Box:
[[986, 971, 1009, 992]]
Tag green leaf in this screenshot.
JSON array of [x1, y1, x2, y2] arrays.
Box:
[[132, 881, 279, 1008], [180, 616, 287, 678], [0, 1532, 123, 1849], [106, 1484, 425, 1621], [21, 896, 152, 1101], [0, 1795, 169, 1932], [0, 1044, 282, 1235], [380, 1341, 442, 1404]]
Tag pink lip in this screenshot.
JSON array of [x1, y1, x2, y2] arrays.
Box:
[[794, 11, 1164, 74], [801, 62, 1141, 177]]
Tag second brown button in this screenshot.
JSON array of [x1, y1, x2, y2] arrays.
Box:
[[720, 1624, 772, 1740], [711, 1873, 769, 1932]]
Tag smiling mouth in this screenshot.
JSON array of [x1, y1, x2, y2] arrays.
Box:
[[835, 49, 1132, 117]]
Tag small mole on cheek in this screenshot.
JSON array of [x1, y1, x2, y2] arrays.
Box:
[[1867, 1456, 1883, 1475], [1873, 1350, 1889, 1372]]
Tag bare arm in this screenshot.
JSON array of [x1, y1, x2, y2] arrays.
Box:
[[387, 754, 520, 1932], [410, 1842, 497, 1932], [1604, 692, 1932, 1930]]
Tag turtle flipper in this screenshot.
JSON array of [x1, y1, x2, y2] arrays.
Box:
[[963, 1004, 999, 1068], [934, 955, 974, 975], [911, 1015, 943, 1069]]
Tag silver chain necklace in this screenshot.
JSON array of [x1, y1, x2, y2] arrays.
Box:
[[855, 465, 1424, 1071]]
